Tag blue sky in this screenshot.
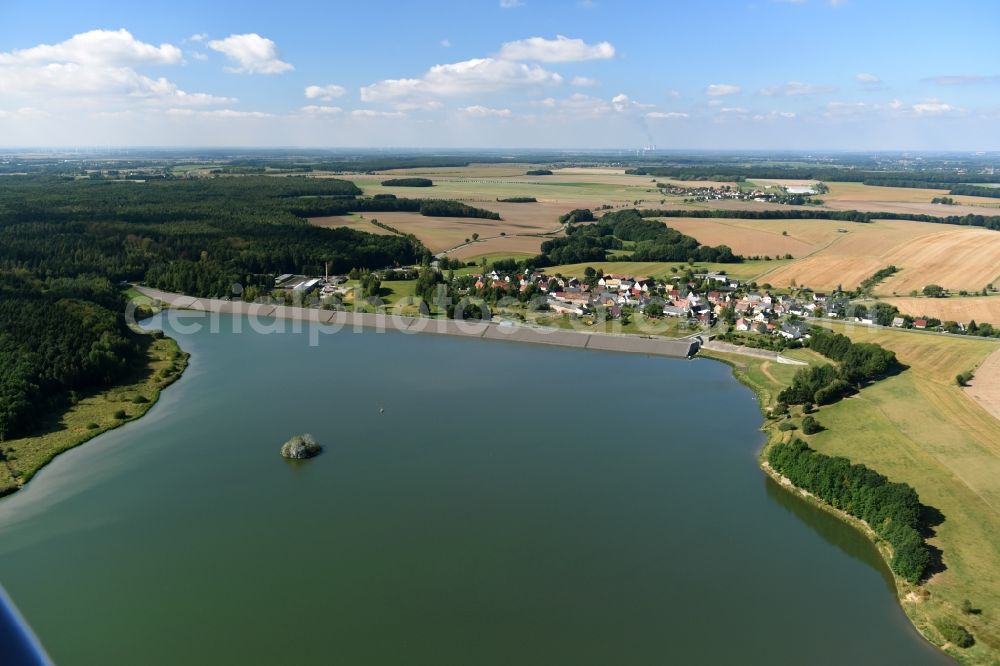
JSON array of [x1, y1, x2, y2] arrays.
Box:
[[1, 0, 999, 149]]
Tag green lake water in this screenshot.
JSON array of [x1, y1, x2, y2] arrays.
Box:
[[0, 314, 952, 665]]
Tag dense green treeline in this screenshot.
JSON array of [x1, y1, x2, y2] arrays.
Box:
[[948, 184, 1000, 199], [639, 207, 1000, 231], [627, 165, 1000, 187], [381, 178, 433, 187], [535, 209, 739, 266], [779, 329, 900, 406], [768, 439, 939, 583], [0, 275, 141, 441]]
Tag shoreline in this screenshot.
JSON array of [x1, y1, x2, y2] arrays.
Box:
[[132, 286, 700, 360], [0, 334, 189, 498], [711, 355, 963, 664]]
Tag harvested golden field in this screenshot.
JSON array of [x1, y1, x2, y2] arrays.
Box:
[[966, 349, 1000, 423], [883, 296, 1000, 324], [661, 217, 843, 257], [821, 181, 1000, 215], [757, 220, 1000, 293], [346, 169, 668, 208], [308, 214, 397, 235], [449, 235, 552, 259], [311, 200, 567, 254]]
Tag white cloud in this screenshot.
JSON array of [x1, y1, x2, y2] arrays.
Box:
[[855, 72, 880, 84], [361, 57, 562, 101], [0, 107, 50, 119], [440, 39, 451, 48], [190, 51, 209, 61], [611, 93, 653, 112], [499, 0, 524, 8], [706, 83, 740, 96], [352, 109, 406, 118], [499, 35, 615, 62], [668, 89, 681, 98], [913, 100, 958, 115], [571, 76, 597, 87], [752, 111, 796, 121], [760, 81, 835, 96], [461, 105, 513, 118], [392, 100, 443, 112], [304, 84, 346, 101], [207, 34, 293, 74], [299, 105, 343, 115], [166, 108, 273, 119], [0, 31, 230, 108], [188, 33, 208, 43], [0, 29, 182, 67], [887, 99, 903, 110], [646, 111, 688, 119], [719, 106, 748, 113]]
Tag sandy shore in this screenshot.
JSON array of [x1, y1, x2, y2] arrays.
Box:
[[133, 286, 700, 359]]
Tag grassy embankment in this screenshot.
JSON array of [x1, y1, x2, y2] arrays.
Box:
[[703, 326, 1000, 665], [0, 303, 188, 496]]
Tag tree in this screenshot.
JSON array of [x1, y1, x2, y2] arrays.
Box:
[[643, 302, 663, 318], [923, 284, 946, 298], [801, 415, 823, 435]]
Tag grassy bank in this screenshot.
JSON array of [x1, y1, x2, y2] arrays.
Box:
[[0, 333, 189, 496], [702, 330, 1000, 665]]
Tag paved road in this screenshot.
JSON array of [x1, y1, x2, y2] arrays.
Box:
[[701, 340, 807, 365]]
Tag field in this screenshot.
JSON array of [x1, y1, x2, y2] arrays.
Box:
[[883, 296, 1000, 324], [308, 167, 702, 257], [820, 181, 1000, 216], [966, 349, 1000, 423], [745, 220, 1000, 294], [661, 216, 847, 258], [808, 324, 1000, 661]]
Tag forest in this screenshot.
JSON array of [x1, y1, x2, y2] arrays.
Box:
[[534, 209, 739, 266], [0, 274, 142, 441], [768, 438, 939, 583], [639, 208, 1000, 232]]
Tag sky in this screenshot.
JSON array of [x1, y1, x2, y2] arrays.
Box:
[[1, 0, 999, 150]]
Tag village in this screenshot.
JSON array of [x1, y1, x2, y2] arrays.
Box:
[[657, 181, 824, 205], [268, 262, 956, 347]]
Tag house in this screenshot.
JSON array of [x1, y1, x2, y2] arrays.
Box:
[[552, 291, 589, 305], [891, 316, 905, 328], [914, 318, 928, 329], [663, 305, 689, 318], [779, 321, 810, 340], [548, 300, 585, 315], [813, 292, 827, 303], [634, 277, 654, 292], [735, 317, 752, 332]]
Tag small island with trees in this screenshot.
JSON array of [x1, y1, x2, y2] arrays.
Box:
[[525, 169, 553, 176], [280, 434, 323, 459]]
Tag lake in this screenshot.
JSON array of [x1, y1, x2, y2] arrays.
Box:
[[0, 314, 951, 665]]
